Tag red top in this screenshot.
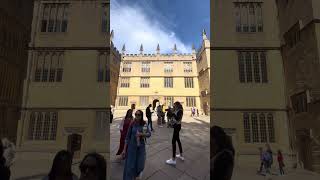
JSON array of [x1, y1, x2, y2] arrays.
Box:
[[277, 154, 283, 162]]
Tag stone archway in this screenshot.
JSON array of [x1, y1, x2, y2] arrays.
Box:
[[152, 99, 159, 110]]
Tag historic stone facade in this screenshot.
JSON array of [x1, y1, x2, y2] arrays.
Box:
[[276, 0, 320, 173], [211, 0, 295, 166], [15, 0, 120, 160], [114, 32, 210, 115], [0, 0, 34, 143]]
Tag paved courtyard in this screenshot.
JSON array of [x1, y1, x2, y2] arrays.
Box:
[[110, 113, 211, 180]]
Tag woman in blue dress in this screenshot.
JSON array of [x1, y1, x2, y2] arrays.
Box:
[[122, 110, 151, 180]]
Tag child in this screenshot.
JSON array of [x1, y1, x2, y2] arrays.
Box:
[[277, 150, 285, 175]]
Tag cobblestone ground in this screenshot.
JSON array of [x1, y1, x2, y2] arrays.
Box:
[[110, 113, 211, 180]]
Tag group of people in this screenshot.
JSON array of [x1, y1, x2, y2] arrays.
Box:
[[258, 144, 285, 176], [115, 101, 185, 180], [0, 139, 106, 180]]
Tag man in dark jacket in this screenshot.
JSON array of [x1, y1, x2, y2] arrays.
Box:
[[0, 139, 10, 180], [146, 104, 154, 131]]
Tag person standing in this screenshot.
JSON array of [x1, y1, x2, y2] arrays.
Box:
[[210, 126, 235, 180], [42, 150, 78, 180], [122, 110, 151, 180], [116, 109, 134, 156], [146, 104, 154, 132], [157, 104, 163, 127], [166, 101, 184, 165], [0, 140, 10, 180], [277, 150, 285, 175], [191, 107, 195, 117]]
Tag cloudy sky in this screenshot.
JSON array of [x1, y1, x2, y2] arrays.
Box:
[[110, 0, 210, 54]]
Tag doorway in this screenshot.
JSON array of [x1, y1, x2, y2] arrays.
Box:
[[152, 99, 159, 110], [67, 134, 82, 159]]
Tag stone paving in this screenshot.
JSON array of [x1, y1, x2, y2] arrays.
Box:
[[110, 113, 211, 180]]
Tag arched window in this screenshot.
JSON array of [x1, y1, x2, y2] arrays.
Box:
[[35, 112, 43, 140], [49, 53, 57, 82], [260, 52, 268, 83], [50, 112, 58, 140], [41, 53, 50, 82], [56, 53, 64, 82], [249, 4, 256, 32], [238, 52, 245, 82]]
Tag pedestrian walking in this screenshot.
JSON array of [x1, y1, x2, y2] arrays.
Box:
[[116, 109, 134, 156], [196, 108, 199, 117], [157, 104, 163, 127], [122, 110, 151, 180], [43, 150, 78, 180], [166, 101, 184, 165], [0, 139, 10, 180], [146, 104, 154, 132], [79, 153, 106, 180], [277, 150, 285, 175], [211, 126, 235, 180], [266, 143, 273, 170]]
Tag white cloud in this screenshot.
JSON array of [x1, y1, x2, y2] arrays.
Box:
[[111, 0, 191, 54]]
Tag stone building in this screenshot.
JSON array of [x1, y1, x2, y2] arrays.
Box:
[[0, 0, 34, 143], [114, 32, 210, 115], [276, 0, 320, 173], [15, 0, 120, 160], [211, 0, 295, 166], [197, 30, 211, 116]]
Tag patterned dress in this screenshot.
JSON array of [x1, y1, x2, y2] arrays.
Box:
[[123, 122, 151, 180]]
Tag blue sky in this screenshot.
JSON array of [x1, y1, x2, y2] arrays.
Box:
[[111, 0, 210, 54]]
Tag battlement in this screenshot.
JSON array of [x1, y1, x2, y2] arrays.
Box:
[[123, 53, 194, 57]]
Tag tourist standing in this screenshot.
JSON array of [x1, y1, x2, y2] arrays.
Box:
[[0, 139, 10, 180], [210, 126, 235, 180], [79, 153, 106, 180], [43, 150, 78, 180], [146, 104, 154, 131], [122, 110, 151, 180], [157, 104, 163, 127], [277, 150, 285, 175], [116, 109, 134, 156], [166, 101, 184, 165]]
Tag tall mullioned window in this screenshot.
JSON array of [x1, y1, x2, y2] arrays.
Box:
[[184, 77, 194, 88], [141, 61, 150, 73], [164, 96, 174, 107], [235, 2, 263, 33], [118, 96, 128, 106], [140, 96, 149, 107], [238, 51, 268, 83], [120, 77, 130, 88], [291, 91, 308, 114], [186, 97, 196, 107], [101, 3, 108, 32], [33, 52, 64, 82], [243, 112, 275, 143], [164, 62, 173, 73], [97, 52, 109, 82], [183, 62, 192, 73], [41, 3, 69, 32], [140, 77, 150, 88], [164, 77, 173, 88], [122, 62, 132, 72], [28, 111, 58, 141]]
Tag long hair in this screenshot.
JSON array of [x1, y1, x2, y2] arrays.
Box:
[[211, 126, 235, 157], [125, 109, 133, 120], [48, 150, 73, 180], [80, 153, 106, 180], [135, 110, 146, 126]]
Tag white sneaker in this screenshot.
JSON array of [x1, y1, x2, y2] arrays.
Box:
[[176, 154, 184, 161], [166, 158, 176, 165]]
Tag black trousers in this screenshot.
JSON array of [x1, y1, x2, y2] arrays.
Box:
[[147, 116, 153, 130], [172, 124, 183, 158]]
